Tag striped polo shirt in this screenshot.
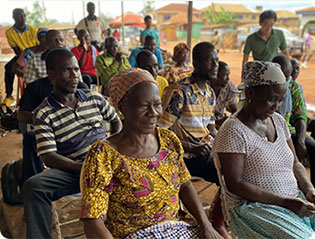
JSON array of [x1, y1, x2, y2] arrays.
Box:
[[159, 75, 216, 146], [34, 89, 119, 161]]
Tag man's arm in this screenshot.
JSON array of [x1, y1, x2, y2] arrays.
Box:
[[23, 55, 37, 84], [41, 152, 82, 172], [12, 46, 21, 56], [95, 55, 123, 84], [281, 48, 290, 57], [242, 54, 249, 66], [17, 108, 33, 124]]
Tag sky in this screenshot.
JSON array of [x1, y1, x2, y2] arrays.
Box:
[[1, 0, 314, 25]]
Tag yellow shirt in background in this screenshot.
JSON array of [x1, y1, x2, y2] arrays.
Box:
[[6, 24, 38, 52], [156, 75, 169, 99]]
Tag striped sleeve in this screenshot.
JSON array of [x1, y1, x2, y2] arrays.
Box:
[[34, 108, 57, 156], [97, 93, 119, 123]]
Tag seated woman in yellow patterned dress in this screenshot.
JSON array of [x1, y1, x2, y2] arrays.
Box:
[[80, 68, 222, 239], [163, 43, 193, 84]]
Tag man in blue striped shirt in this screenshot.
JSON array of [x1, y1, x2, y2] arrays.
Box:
[[23, 48, 121, 239]]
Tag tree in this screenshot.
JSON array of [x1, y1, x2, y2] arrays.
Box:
[[202, 6, 237, 29], [24, 1, 67, 27], [139, 1, 155, 16]]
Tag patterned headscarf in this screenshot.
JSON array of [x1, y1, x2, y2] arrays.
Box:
[[108, 68, 157, 110], [173, 42, 190, 57], [37, 28, 49, 40], [242, 61, 286, 88]]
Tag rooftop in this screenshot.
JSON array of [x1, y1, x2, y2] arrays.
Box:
[[154, 3, 199, 13]]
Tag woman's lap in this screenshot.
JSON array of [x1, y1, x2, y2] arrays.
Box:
[[230, 195, 315, 239], [124, 221, 200, 239]]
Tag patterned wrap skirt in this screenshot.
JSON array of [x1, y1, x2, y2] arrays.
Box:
[[230, 193, 315, 239]]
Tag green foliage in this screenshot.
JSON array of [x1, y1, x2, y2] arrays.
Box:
[[202, 6, 237, 29], [23, 1, 68, 27], [139, 1, 155, 16]]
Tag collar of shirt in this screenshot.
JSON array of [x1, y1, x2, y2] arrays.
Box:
[[255, 29, 275, 41], [87, 15, 97, 21], [47, 89, 88, 109], [14, 24, 28, 33], [189, 74, 210, 97]]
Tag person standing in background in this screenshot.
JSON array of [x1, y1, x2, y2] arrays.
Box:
[[140, 15, 160, 48], [301, 29, 313, 69], [3, 8, 38, 106], [75, 2, 109, 51]]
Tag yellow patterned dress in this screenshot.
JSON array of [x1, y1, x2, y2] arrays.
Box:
[[80, 127, 193, 238]]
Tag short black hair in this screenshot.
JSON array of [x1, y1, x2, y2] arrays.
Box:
[[13, 8, 24, 16], [272, 54, 290, 67], [87, 2, 95, 8], [46, 48, 74, 70], [104, 36, 116, 49], [259, 10, 277, 24], [46, 29, 60, 40], [144, 15, 152, 22], [192, 42, 215, 61], [144, 35, 155, 43], [218, 61, 228, 72], [136, 49, 153, 67]]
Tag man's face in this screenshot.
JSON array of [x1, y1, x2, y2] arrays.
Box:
[[216, 65, 230, 88], [291, 60, 300, 81], [79, 31, 91, 45], [87, 4, 95, 15], [46, 31, 65, 49], [140, 55, 159, 79], [194, 48, 219, 80], [260, 18, 275, 35], [13, 10, 26, 26], [107, 38, 118, 56], [145, 18, 152, 28], [144, 39, 156, 53], [50, 56, 80, 94]]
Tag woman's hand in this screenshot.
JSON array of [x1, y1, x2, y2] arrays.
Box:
[[191, 143, 211, 157], [199, 222, 223, 239], [284, 197, 315, 218], [306, 189, 315, 204]]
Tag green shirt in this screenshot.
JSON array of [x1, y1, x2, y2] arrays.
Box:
[[95, 52, 131, 85], [243, 29, 287, 62], [285, 80, 307, 135]]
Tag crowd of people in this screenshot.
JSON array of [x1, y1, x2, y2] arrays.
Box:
[[1, 3, 315, 239]]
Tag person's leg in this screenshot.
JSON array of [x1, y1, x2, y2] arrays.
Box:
[[23, 168, 80, 239], [4, 56, 18, 98], [22, 131, 43, 184]]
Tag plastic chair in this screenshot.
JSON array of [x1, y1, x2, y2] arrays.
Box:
[[213, 153, 237, 239]]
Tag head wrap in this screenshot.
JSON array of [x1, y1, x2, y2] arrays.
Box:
[[37, 28, 49, 40], [242, 61, 285, 88], [173, 42, 190, 57], [108, 68, 157, 110]]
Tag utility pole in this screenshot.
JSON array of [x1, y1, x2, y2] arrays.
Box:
[[82, 0, 86, 17], [41, 1, 48, 26], [187, 1, 193, 49], [121, 1, 125, 46], [98, 0, 101, 17]]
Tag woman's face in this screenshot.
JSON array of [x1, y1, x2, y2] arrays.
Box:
[[175, 49, 189, 64], [121, 81, 162, 134], [248, 84, 287, 120]]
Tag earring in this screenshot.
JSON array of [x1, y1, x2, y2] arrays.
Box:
[[248, 99, 252, 103]]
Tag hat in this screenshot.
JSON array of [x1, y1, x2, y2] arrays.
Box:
[[173, 42, 190, 57], [108, 68, 157, 110], [37, 28, 49, 40], [242, 61, 285, 88]]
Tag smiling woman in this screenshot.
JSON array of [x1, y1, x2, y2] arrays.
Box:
[[213, 61, 315, 238], [80, 68, 222, 239]]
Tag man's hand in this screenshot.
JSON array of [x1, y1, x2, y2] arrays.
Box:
[[295, 140, 309, 166], [191, 143, 211, 158], [83, 38, 89, 52], [115, 52, 123, 65]]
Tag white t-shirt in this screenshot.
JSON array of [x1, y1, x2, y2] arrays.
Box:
[[76, 17, 107, 43]]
